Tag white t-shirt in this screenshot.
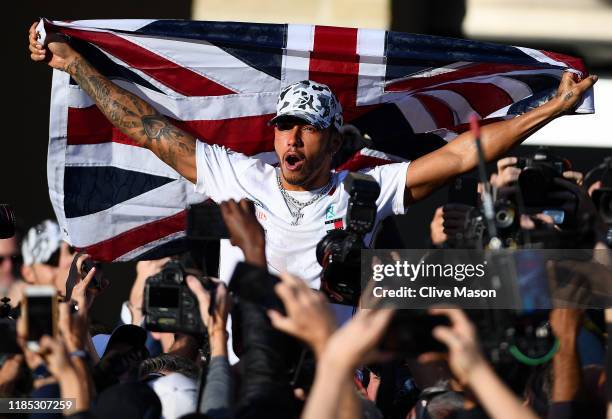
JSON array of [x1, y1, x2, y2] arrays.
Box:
[[194, 141, 410, 289]]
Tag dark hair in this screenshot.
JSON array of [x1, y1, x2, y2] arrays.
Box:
[[139, 354, 201, 379]]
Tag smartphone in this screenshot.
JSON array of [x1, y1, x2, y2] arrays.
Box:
[[187, 202, 230, 240], [448, 176, 479, 207], [24, 286, 57, 352]]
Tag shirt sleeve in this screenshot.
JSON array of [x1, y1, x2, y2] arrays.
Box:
[[194, 141, 255, 202], [361, 162, 410, 218]]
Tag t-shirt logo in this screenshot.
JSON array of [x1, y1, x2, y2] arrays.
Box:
[[325, 205, 336, 220], [325, 217, 344, 232]]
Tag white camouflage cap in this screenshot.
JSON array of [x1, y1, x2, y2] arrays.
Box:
[[21, 220, 62, 266], [269, 80, 343, 130]]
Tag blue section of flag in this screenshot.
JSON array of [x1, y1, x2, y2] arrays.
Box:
[[69, 38, 163, 93], [136, 20, 287, 80], [384, 32, 550, 82], [64, 166, 175, 218]]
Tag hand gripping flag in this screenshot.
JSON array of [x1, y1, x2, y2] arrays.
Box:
[[38, 18, 594, 261]]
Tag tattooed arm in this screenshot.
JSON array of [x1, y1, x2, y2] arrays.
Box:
[[29, 22, 197, 182], [403, 71, 597, 205]]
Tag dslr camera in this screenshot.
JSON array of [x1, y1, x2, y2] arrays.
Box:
[[144, 260, 215, 334], [317, 172, 380, 305]]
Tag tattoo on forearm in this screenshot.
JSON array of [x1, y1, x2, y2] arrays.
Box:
[[563, 92, 574, 102], [66, 56, 196, 171]]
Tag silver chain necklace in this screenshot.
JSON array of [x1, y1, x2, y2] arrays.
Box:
[[276, 171, 334, 225]]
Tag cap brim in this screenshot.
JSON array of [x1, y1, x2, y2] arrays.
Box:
[[268, 112, 328, 129]]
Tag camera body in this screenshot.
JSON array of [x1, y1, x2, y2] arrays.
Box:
[[317, 172, 380, 305], [144, 260, 212, 334]]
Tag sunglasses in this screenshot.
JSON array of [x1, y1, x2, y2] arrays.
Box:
[[0, 254, 22, 265]]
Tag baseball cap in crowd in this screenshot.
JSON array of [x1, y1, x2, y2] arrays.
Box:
[[21, 220, 62, 266], [269, 80, 343, 130], [93, 382, 162, 419], [93, 324, 148, 359]]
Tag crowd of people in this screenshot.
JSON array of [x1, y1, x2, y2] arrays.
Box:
[[1, 151, 611, 418], [1, 21, 607, 419]]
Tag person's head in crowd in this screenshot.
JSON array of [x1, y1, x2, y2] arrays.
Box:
[[93, 381, 162, 419], [269, 80, 344, 189], [140, 353, 200, 380], [20, 220, 75, 297], [408, 385, 467, 419], [94, 324, 150, 386], [148, 369, 199, 419], [0, 234, 22, 290]]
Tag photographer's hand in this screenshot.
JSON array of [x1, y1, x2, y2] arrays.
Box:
[[39, 336, 87, 414], [430, 207, 448, 245], [302, 309, 393, 419], [431, 308, 539, 419], [186, 276, 230, 357], [491, 157, 521, 189], [220, 199, 266, 268], [267, 272, 337, 358], [129, 258, 170, 325]]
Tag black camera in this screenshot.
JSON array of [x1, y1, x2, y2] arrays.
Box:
[[516, 150, 570, 207], [144, 260, 214, 334], [317, 172, 380, 305]]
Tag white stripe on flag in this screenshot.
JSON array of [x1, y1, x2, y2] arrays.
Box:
[[356, 28, 386, 106], [65, 142, 182, 179], [116, 32, 281, 94], [67, 79, 278, 120], [395, 95, 439, 133], [282, 24, 314, 88], [420, 89, 480, 123], [65, 180, 204, 247]]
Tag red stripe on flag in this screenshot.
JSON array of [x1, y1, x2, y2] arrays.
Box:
[[434, 82, 515, 118], [67, 106, 274, 155], [83, 210, 187, 261], [309, 26, 359, 120], [414, 94, 456, 129], [67, 106, 139, 146], [540, 50, 586, 75], [60, 28, 235, 97], [385, 63, 542, 93]]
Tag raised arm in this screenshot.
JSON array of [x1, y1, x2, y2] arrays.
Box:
[[28, 22, 197, 183], [404, 72, 597, 204]]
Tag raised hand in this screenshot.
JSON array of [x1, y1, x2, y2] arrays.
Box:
[[220, 199, 266, 267], [267, 272, 337, 358], [28, 21, 79, 71], [429, 308, 487, 385], [553, 71, 598, 115]]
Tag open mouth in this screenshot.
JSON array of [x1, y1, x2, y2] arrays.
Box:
[[284, 152, 305, 171]]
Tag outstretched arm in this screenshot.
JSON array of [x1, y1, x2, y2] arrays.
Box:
[[404, 72, 597, 204], [28, 22, 197, 183]]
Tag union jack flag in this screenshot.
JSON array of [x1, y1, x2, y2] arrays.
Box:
[[39, 18, 594, 262]]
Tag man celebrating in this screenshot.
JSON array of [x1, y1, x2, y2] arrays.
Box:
[[28, 22, 597, 287]]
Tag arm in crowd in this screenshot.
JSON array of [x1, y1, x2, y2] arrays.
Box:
[[28, 22, 197, 183], [266, 273, 366, 419], [430, 308, 540, 419], [404, 72, 597, 204], [300, 308, 394, 419], [187, 275, 232, 418], [550, 309, 584, 407], [220, 199, 267, 268]]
